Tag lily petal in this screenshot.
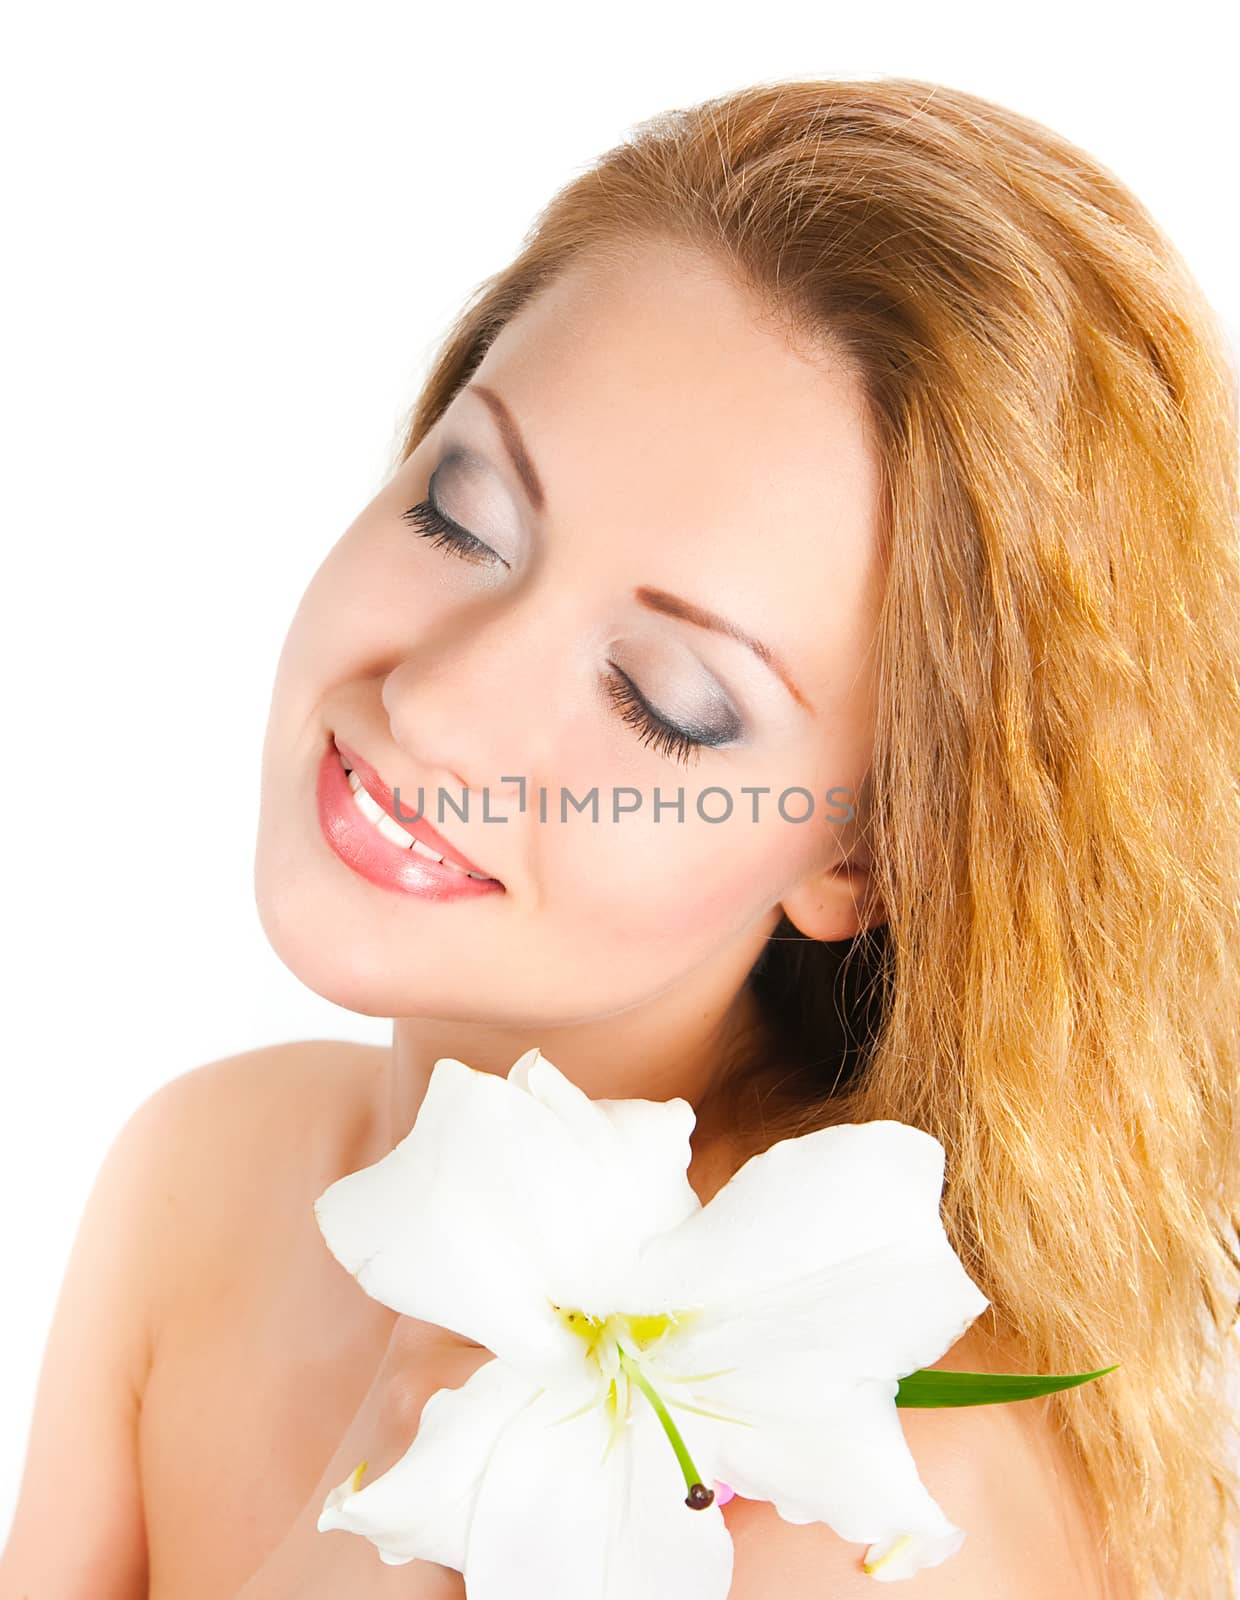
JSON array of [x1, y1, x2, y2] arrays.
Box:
[[314, 1053, 699, 1382], [683, 1359, 963, 1559], [863, 1527, 965, 1581], [508, 1047, 702, 1256], [634, 1119, 987, 1373], [317, 1356, 542, 1570], [652, 1235, 987, 1387], [463, 1383, 735, 1600]]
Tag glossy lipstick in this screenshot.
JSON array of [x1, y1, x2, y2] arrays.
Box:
[[316, 736, 504, 900]]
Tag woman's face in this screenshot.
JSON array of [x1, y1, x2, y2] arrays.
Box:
[[255, 238, 885, 1029]]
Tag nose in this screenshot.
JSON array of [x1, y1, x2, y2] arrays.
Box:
[[380, 586, 563, 809]]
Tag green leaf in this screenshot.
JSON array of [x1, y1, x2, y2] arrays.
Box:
[[894, 1363, 1120, 1407]]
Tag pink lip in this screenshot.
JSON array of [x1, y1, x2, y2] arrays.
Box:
[[317, 736, 505, 900], [331, 734, 497, 878]]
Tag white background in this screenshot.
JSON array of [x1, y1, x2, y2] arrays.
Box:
[[2, 0, 1236, 1548]]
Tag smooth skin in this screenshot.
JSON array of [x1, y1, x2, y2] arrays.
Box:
[[0, 240, 1132, 1597], [0, 1042, 1127, 1598]]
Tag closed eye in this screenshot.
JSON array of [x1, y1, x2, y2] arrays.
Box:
[[400, 498, 736, 769], [601, 668, 709, 768], [401, 499, 508, 567]]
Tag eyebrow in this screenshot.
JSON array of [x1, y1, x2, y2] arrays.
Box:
[[466, 383, 546, 512], [463, 381, 812, 713], [634, 588, 812, 712]]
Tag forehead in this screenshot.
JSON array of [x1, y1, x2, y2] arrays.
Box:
[[450, 238, 885, 709]]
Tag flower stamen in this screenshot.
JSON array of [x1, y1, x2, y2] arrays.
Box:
[[550, 1300, 722, 1507], [666, 1396, 756, 1427]]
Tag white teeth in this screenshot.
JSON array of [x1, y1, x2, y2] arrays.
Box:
[[374, 810, 419, 850], [351, 781, 388, 827], [340, 753, 492, 880]]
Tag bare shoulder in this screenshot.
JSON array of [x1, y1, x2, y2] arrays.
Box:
[[721, 1320, 1133, 1599], [0, 1039, 383, 1596], [140, 1038, 388, 1332], [146, 1035, 384, 1155], [154, 1035, 384, 1116]]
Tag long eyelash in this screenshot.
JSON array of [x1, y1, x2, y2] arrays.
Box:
[[605, 670, 705, 769], [401, 500, 500, 565], [404, 498, 706, 769]]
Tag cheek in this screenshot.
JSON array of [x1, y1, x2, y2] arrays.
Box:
[[538, 796, 807, 955]]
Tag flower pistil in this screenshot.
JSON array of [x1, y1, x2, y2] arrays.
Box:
[[550, 1301, 723, 1509]]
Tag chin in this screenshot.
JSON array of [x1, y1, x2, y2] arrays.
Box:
[[251, 839, 500, 1022], [251, 832, 404, 1017]]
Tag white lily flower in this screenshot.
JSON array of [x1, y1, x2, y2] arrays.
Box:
[[313, 1047, 989, 1594]]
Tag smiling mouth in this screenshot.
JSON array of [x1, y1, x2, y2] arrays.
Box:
[[337, 751, 499, 882]]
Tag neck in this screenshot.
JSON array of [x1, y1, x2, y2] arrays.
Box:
[[378, 971, 771, 1191]]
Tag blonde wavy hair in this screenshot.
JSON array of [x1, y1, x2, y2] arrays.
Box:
[[394, 77, 1240, 1600]]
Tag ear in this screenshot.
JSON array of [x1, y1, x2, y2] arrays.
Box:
[[779, 847, 886, 942], [779, 775, 884, 941]]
